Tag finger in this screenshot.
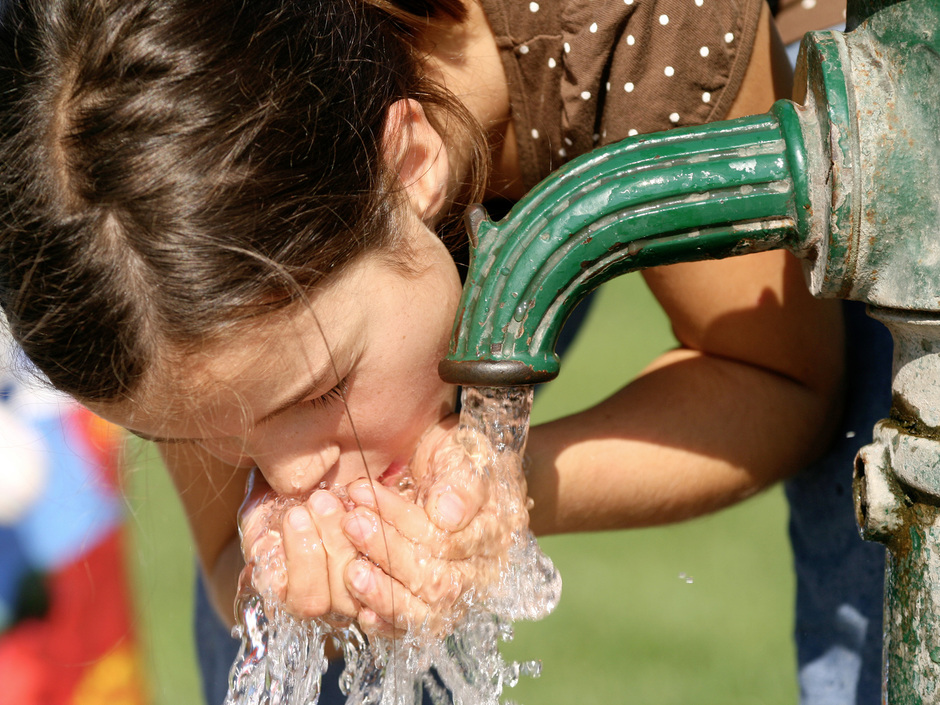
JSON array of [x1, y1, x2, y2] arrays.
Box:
[[419, 435, 490, 532], [246, 530, 288, 601], [346, 558, 436, 634], [356, 607, 395, 640], [425, 477, 485, 532], [343, 508, 464, 609], [281, 502, 331, 619], [341, 506, 400, 576], [347, 480, 489, 560], [307, 490, 360, 617], [347, 480, 438, 543]]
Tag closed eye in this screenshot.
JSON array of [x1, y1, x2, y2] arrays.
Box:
[[308, 376, 349, 410]]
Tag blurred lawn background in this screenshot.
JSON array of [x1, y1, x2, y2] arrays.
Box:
[[124, 272, 797, 705]]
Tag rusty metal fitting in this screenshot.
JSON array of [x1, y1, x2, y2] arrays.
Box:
[[854, 422, 908, 545]]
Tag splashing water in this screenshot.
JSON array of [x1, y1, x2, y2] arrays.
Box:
[[224, 386, 562, 705]]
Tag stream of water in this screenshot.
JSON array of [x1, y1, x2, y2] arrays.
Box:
[[224, 386, 561, 705]]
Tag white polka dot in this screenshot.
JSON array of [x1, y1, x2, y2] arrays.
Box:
[[589, 22, 598, 33], [624, 82, 635, 92], [695, 0, 703, 5], [529, 1, 540, 11], [702, 91, 711, 103], [548, 57, 557, 68], [558, 148, 567, 158], [519, 45, 529, 54], [628, 129, 639, 136], [659, 14, 669, 25], [593, 133, 600, 142], [564, 137, 573, 146], [700, 46, 709, 57], [624, 0, 633, 4], [626, 34, 635, 45], [606, 81, 611, 92], [801, 0, 817, 7], [564, 42, 571, 53], [580, 90, 591, 100], [664, 65, 675, 77], [669, 112, 680, 123], [725, 32, 734, 43], [531, 129, 540, 139]]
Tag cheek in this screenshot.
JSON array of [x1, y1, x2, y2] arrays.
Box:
[[349, 369, 455, 458], [368, 317, 456, 416], [361, 379, 454, 434], [195, 437, 256, 469]]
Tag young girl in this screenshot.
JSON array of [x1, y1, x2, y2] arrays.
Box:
[[0, 0, 858, 701]]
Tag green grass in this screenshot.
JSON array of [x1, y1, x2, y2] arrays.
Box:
[[127, 273, 797, 705], [124, 442, 201, 704]]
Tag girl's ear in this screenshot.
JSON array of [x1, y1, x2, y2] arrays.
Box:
[[382, 99, 450, 222]]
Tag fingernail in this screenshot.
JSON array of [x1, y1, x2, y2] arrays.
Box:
[[310, 490, 337, 516], [288, 506, 312, 531], [351, 562, 375, 594], [434, 491, 466, 530], [343, 513, 375, 542]]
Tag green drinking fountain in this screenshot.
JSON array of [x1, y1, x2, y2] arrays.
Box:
[[440, 0, 940, 700]]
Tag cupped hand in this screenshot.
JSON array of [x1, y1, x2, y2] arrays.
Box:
[[342, 416, 531, 637], [237, 469, 360, 626], [236, 413, 532, 637]]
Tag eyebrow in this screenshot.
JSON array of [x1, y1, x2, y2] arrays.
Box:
[[125, 368, 338, 445]]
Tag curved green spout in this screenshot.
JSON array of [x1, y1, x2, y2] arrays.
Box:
[[440, 104, 812, 386]]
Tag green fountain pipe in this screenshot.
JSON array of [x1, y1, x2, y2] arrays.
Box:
[[439, 103, 824, 385], [440, 0, 940, 387]]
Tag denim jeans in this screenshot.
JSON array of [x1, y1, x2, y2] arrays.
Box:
[[785, 301, 890, 705]]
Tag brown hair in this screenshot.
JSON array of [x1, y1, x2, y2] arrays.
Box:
[[0, 0, 486, 402]]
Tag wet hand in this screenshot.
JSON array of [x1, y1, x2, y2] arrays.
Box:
[[408, 415, 488, 532], [342, 420, 531, 637], [238, 469, 361, 626]]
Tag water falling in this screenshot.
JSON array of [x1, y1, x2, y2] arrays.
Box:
[[224, 386, 561, 705]]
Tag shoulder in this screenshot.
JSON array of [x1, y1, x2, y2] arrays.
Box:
[[773, 0, 846, 46], [483, 0, 766, 189]]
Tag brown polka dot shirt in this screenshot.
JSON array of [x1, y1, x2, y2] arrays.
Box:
[[481, 0, 764, 190]]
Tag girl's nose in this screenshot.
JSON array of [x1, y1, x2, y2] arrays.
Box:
[[198, 433, 343, 497], [250, 442, 342, 496]]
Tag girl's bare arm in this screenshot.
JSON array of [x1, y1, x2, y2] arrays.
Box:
[[525, 3, 845, 536]]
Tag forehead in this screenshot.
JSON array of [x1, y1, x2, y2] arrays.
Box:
[[90, 264, 371, 437]]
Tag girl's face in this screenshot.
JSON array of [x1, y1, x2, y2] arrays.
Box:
[[88, 224, 463, 496]]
